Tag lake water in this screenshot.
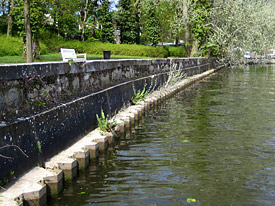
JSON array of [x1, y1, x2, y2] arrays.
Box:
[[49, 66, 275, 206]]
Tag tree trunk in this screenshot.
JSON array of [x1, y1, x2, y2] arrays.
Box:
[[33, 35, 41, 59], [81, 0, 89, 42], [7, 0, 15, 36], [24, 0, 33, 63], [182, 0, 192, 57], [91, 0, 98, 38], [190, 39, 199, 57]]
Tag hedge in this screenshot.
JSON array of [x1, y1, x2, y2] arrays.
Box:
[[0, 35, 186, 58]]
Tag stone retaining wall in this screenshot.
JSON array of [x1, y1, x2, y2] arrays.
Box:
[[0, 58, 219, 181]]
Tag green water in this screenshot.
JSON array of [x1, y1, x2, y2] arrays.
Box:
[[49, 66, 275, 206]]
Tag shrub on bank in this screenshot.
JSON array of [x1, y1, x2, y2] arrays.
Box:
[[165, 46, 186, 57], [44, 39, 169, 58], [0, 35, 49, 56], [0, 35, 23, 56]]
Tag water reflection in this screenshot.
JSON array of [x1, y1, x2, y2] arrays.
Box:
[[49, 66, 275, 206]]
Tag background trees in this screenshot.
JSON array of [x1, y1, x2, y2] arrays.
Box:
[[116, 0, 139, 44], [209, 0, 275, 64], [139, 0, 160, 46], [0, 0, 275, 62], [98, 0, 115, 43]]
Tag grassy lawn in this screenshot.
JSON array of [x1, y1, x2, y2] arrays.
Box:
[[0, 53, 153, 64]]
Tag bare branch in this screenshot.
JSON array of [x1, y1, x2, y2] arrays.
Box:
[[0, 145, 29, 159]]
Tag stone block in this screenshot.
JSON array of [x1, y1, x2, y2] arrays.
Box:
[[43, 169, 63, 195], [45, 155, 78, 180], [0, 167, 48, 206], [72, 76, 80, 90], [6, 87, 22, 107], [0, 92, 6, 111], [91, 130, 108, 151]]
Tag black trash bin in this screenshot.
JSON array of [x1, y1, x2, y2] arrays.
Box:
[[103, 51, 111, 59]]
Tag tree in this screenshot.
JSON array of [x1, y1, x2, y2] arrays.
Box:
[[170, 0, 190, 52], [208, 0, 275, 65], [157, 0, 175, 44], [7, 0, 15, 36], [132, 0, 141, 44], [13, 0, 45, 59], [189, 0, 212, 56], [117, 0, 139, 44], [141, 0, 160, 46], [98, 0, 115, 43], [24, 0, 32, 62], [30, 0, 45, 59], [79, 0, 91, 41], [48, 0, 79, 39], [170, 0, 212, 57]]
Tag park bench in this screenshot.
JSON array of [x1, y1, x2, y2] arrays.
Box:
[[60, 48, 87, 62]]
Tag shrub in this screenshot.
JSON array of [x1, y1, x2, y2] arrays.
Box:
[[0, 35, 23, 56], [166, 46, 186, 57], [40, 42, 49, 55], [43, 39, 169, 58], [0, 35, 49, 56]]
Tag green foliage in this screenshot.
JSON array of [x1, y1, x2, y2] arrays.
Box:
[[96, 109, 116, 132], [39, 42, 49, 55], [98, 0, 115, 43], [170, 0, 212, 56], [157, 0, 175, 44], [209, 0, 275, 65], [12, 0, 46, 38], [47, 0, 79, 38], [38, 102, 46, 107], [141, 0, 160, 46], [0, 170, 15, 187], [190, 0, 212, 51], [166, 46, 186, 57], [117, 0, 140, 44], [187, 198, 196, 203], [130, 81, 152, 105], [0, 35, 23, 56], [0, 16, 7, 34], [42, 38, 168, 58], [36, 141, 42, 153], [199, 42, 219, 57]]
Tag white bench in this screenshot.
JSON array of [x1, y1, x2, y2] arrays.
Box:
[[60, 48, 87, 62]]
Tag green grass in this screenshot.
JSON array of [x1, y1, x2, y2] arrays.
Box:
[[0, 53, 154, 64]]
